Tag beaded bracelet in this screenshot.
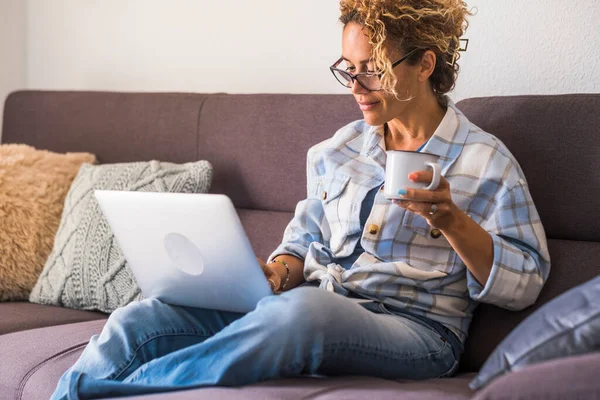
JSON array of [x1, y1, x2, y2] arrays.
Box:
[[268, 259, 290, 291]]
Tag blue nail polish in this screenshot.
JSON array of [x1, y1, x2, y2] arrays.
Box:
[[397, 189, 407, 196]]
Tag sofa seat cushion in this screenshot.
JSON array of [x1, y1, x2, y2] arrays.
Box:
[[0, 302, 106, 335], [472, 352, 600, 400], [0, 319, 107, 400], [104, 375, 477, 400], [1, 319, 475, 400]]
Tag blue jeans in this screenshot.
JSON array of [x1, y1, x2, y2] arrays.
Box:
[[51, 287, 462, 399]]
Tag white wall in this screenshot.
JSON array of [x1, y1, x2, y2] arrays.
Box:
[[452, 0, 600, 100], [21, 0, 600, 101], [0, 0, 26, 140], [27, 0, 345, 94]]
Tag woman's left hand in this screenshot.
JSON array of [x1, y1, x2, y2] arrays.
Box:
[[393, 170, 459, 231]]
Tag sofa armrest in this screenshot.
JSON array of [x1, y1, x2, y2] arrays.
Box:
[[472, 351, 600, 400]]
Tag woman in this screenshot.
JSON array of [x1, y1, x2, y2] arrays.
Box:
[[52, 1, 550, 398]]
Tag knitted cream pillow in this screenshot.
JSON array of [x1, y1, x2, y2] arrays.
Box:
[[0, 144, 96, 301], [29, 160, 212, 313]]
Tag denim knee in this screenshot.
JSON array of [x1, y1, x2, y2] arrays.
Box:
[[108, 298, 164, 329], [96, 298, 175, 350], [255, 287, 341, 336]]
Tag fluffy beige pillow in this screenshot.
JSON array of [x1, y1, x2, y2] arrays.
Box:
[[0, 144, 96, 301]]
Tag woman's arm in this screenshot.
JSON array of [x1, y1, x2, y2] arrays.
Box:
[[439, 209, 493, 286], [260, 145, 328, 292], [397, 170, 551, 311], [397, 169, 494, 286]]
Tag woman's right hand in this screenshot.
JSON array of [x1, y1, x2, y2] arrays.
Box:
[[257, 258, 282, 292]]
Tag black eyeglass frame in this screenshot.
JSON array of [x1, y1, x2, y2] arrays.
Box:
[[329, 48, 421, 92]]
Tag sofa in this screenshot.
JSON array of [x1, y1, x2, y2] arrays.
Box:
[[0, 91, 599, 400]]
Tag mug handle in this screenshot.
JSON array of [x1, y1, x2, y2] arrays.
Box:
[[425, 162, 441, 191]]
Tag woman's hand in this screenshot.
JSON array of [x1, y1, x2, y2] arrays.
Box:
[[393, 170, 460, 231], [257, 258, 282, 292], [394, 170, 494, 286]]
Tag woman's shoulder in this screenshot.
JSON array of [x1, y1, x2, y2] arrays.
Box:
[[457, 116, 527, 193], [463, 121, 515, 160], [445, 101, 518, 167]]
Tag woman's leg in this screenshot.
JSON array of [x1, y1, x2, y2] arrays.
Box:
[[51, 297, 244, 400], [69, 287, 458, 399]]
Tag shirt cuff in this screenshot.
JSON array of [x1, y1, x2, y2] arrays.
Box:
[[467, 232, 533, 309], [268, 243, 307, 264]]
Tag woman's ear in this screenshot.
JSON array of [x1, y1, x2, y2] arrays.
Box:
[[418, 50, 437, 82]]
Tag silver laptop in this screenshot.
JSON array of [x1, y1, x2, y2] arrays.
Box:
[[94, 190, 273, 313]]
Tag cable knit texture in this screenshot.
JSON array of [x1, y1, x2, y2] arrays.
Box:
[[29, 160, 212, 313], [0, 144, 96, 301]]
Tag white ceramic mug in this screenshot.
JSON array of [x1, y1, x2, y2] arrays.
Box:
[[383, 150, 441, 201]]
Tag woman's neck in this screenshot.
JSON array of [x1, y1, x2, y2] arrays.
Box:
[[385, 94, 446, 151]]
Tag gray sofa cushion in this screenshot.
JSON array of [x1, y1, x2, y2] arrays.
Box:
[[470, 275, 600, 390], [29, 160, 212, 313]]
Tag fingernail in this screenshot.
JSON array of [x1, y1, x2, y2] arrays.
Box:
[[397, 189, 407, 196]]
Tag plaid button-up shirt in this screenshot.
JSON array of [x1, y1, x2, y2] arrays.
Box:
[[269, 98, 551, 342]]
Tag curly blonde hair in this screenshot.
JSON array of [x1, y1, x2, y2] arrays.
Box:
[[340, 0, 472, 103]]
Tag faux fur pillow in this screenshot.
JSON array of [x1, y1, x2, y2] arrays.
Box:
[[0, 144, 96, 301]]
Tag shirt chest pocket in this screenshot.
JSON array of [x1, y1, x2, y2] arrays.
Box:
[[318, 174, 360, 253], [402, 211, 431, 236], [401, 211, 458, 275]]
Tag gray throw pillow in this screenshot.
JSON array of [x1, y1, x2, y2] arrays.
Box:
[[29, 160, 212, 313], [470, 275, 600, 390]]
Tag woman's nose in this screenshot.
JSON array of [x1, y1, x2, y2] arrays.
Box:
[[350, 79, 369, 95]]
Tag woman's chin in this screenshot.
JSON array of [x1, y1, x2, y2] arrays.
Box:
[[362, 112, 385, 127]]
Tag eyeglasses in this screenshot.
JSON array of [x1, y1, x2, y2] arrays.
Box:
[[329, 48, 421, 92]]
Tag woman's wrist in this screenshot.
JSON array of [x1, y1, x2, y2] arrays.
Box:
[[439, 207, 494, 286], [266, 254, 305, 291], [267, 258, 290, 291], [438, 205, 468, 236]]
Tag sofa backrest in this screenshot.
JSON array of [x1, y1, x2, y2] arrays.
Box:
[[1, 91, 361, 263], [457, 94, 600, 371], [3, 91, 599, 372], [2, 91, 361, 211], [2, 91, 208, 164], [196, 93, 362, 211]]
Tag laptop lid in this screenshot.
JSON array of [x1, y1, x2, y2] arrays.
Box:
[[94, 190, 272, 313]]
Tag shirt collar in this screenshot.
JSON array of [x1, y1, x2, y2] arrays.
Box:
[[348, 96, 470, 173]]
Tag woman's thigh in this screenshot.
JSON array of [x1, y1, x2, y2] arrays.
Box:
[[263, 287, 457, 380]]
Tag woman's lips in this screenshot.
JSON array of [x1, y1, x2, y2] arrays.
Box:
[[358, 101, 380, 111]]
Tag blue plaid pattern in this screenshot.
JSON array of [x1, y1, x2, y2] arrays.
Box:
[[269, 98, 551, 342]]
